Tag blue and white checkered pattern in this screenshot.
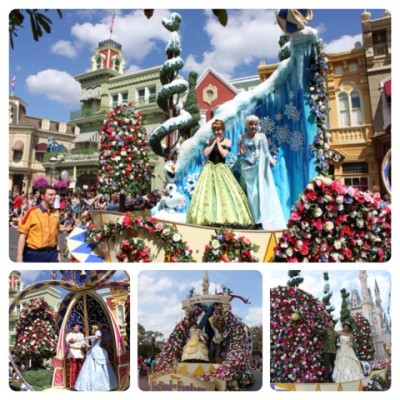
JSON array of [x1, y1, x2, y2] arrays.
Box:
[[67, 226, 104, 263], [276, 9, 313, 34]]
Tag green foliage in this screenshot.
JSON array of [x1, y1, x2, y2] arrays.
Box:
[[22, 367, 52, 391], [9, 9, 63, 49], [181, 71, 201, 139], [339, 288, 354, 327], [287, 270, 303, 287]]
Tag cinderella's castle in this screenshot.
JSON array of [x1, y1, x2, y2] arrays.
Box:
[[349, 270, 391, 359]]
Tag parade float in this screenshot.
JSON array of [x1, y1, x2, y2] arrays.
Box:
[[148, 272, 254, 391], [270, 271, 390, 391], [67, 9, 391, 263], [9, 271, 130, 391]]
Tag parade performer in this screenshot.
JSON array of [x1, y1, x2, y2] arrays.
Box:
[[186, 119, 253, 227], [312, 318, 340, 382], [16, 185, 60, 262], [75, 323, 118, 391], [332, 322, 364, 383], [65, 323, 85, 389], [208, 311, 225, 363], [235, 115, 286, 230], [181, 324, 209, 362]]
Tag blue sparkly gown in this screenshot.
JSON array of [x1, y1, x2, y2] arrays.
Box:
[[74, 330, 118, 391], [236, 133, 286, 230]]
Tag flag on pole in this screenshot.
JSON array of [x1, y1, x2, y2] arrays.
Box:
[[110, 11, 115, 37], [11, 75, 16, 89]]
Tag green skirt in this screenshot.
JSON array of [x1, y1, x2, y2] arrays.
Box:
[[186, 161, 254, 226]]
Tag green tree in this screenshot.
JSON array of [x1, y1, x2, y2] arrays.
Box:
[[249, 324, 263, 357], [180, 71, 201, 140], [9, 9, 63, 49]]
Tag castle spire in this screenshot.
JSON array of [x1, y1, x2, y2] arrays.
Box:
[[202, 271, 209, 295], [375, 278, 382, 308]]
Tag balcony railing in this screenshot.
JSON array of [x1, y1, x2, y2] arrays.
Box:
[[70, 106, 110, 120], [329, 126, 371, 145]]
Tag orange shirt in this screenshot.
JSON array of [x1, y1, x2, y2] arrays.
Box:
[[18, 204, 59, 249]]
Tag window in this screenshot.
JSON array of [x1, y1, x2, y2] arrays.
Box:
[[348, 63, 358, 73], [137, 88, 145, 104], [111, 94, 118, 107], [35, 153, 44, 162], [13, 150, 23, 162], [148, 86, 156, 103], [344, 177, 369, 191], [114, 58, 120, 71], [334, 64, 343, 75], [372, 30, 388, 56], [338, 91, 363, 127], [121, 92, 128, 104], [351, 92, 362, 125], [96, 56, 102, 70], [339, 93, 350, 126], [343, 162, 369, 174]]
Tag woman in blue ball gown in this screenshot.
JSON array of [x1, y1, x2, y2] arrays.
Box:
[[75, 323, 118, 391], [236, 115, 286, 230]]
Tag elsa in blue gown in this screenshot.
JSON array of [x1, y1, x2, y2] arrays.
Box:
[[75, 324, 118, 391], [236, 115, 286, 230]]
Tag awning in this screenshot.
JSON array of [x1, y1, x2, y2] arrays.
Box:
[[384, 80, 391, 97], [13, 140, 24, 151], [35, 142, 48, 153], [73, 131, 99, 144], [80, 86, 101, 101]]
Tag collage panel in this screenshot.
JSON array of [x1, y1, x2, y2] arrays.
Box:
[[9, 9, 391, 265], [8, 270, 130, 391], [269, 269, 391, 392], [138, 270, 262, 391]]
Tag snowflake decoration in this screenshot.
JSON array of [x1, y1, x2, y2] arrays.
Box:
[[284, 103, 301, 121], [176, 197, 187, 211], [275, 125, 291, 145], [225, 153, 237, 169], [260, 116, 276, 134], [288, 91, 295, 100], [289, 131, 304, 151], [184, 173, 199, 196], [275, 113, 283, 122]]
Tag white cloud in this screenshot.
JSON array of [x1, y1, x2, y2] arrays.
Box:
[[70, 10, 171, 64], [326, 34, 362, 53], [244, 307, 262, 326], [183, 9, 280, 77], [50, 40, 78, 58], [19, 270, 45, 286], [26, 69, 81, 105]]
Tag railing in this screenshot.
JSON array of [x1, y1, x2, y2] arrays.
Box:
[[70, 106, 109, 120], [329, 126, 370, 144]]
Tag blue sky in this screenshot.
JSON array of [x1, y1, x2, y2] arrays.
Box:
[[138, 270, 262, 338], [8, 8, 388, 122], [270, 270, 391, 328]]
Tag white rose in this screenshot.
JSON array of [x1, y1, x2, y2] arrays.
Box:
[[336, 195, 344, 204], [333, 240, 342, 250], [312, 207, 323, 217], [324, 221, 334, 231], [172, 233, 181, 242], [211, 239, 220, 249]]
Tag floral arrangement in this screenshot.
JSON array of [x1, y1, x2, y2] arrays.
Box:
[[81, 211, 194, 262], [352, 312, 375, 361], [97, 102, 153, 201], [53, 179, 69, 189], [32, 176, 50, 189], [154, 304, 253, 390], [308, 39, 330, 176], [205, 311, 253, 389], [363, 373, 391, 391], [203, 227, 260, 262], [370, 358, 391, 371], [272, 176, 391, 262], [270, 285, 329, 383], [14, 297, 59, 360]]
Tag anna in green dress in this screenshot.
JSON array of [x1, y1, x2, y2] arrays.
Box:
[[186, 119, 253, 227]]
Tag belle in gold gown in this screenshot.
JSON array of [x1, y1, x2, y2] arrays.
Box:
[[181, 325, 209, 362]]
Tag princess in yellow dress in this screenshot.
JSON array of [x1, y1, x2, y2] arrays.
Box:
[[181, 324, 209, 362]]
